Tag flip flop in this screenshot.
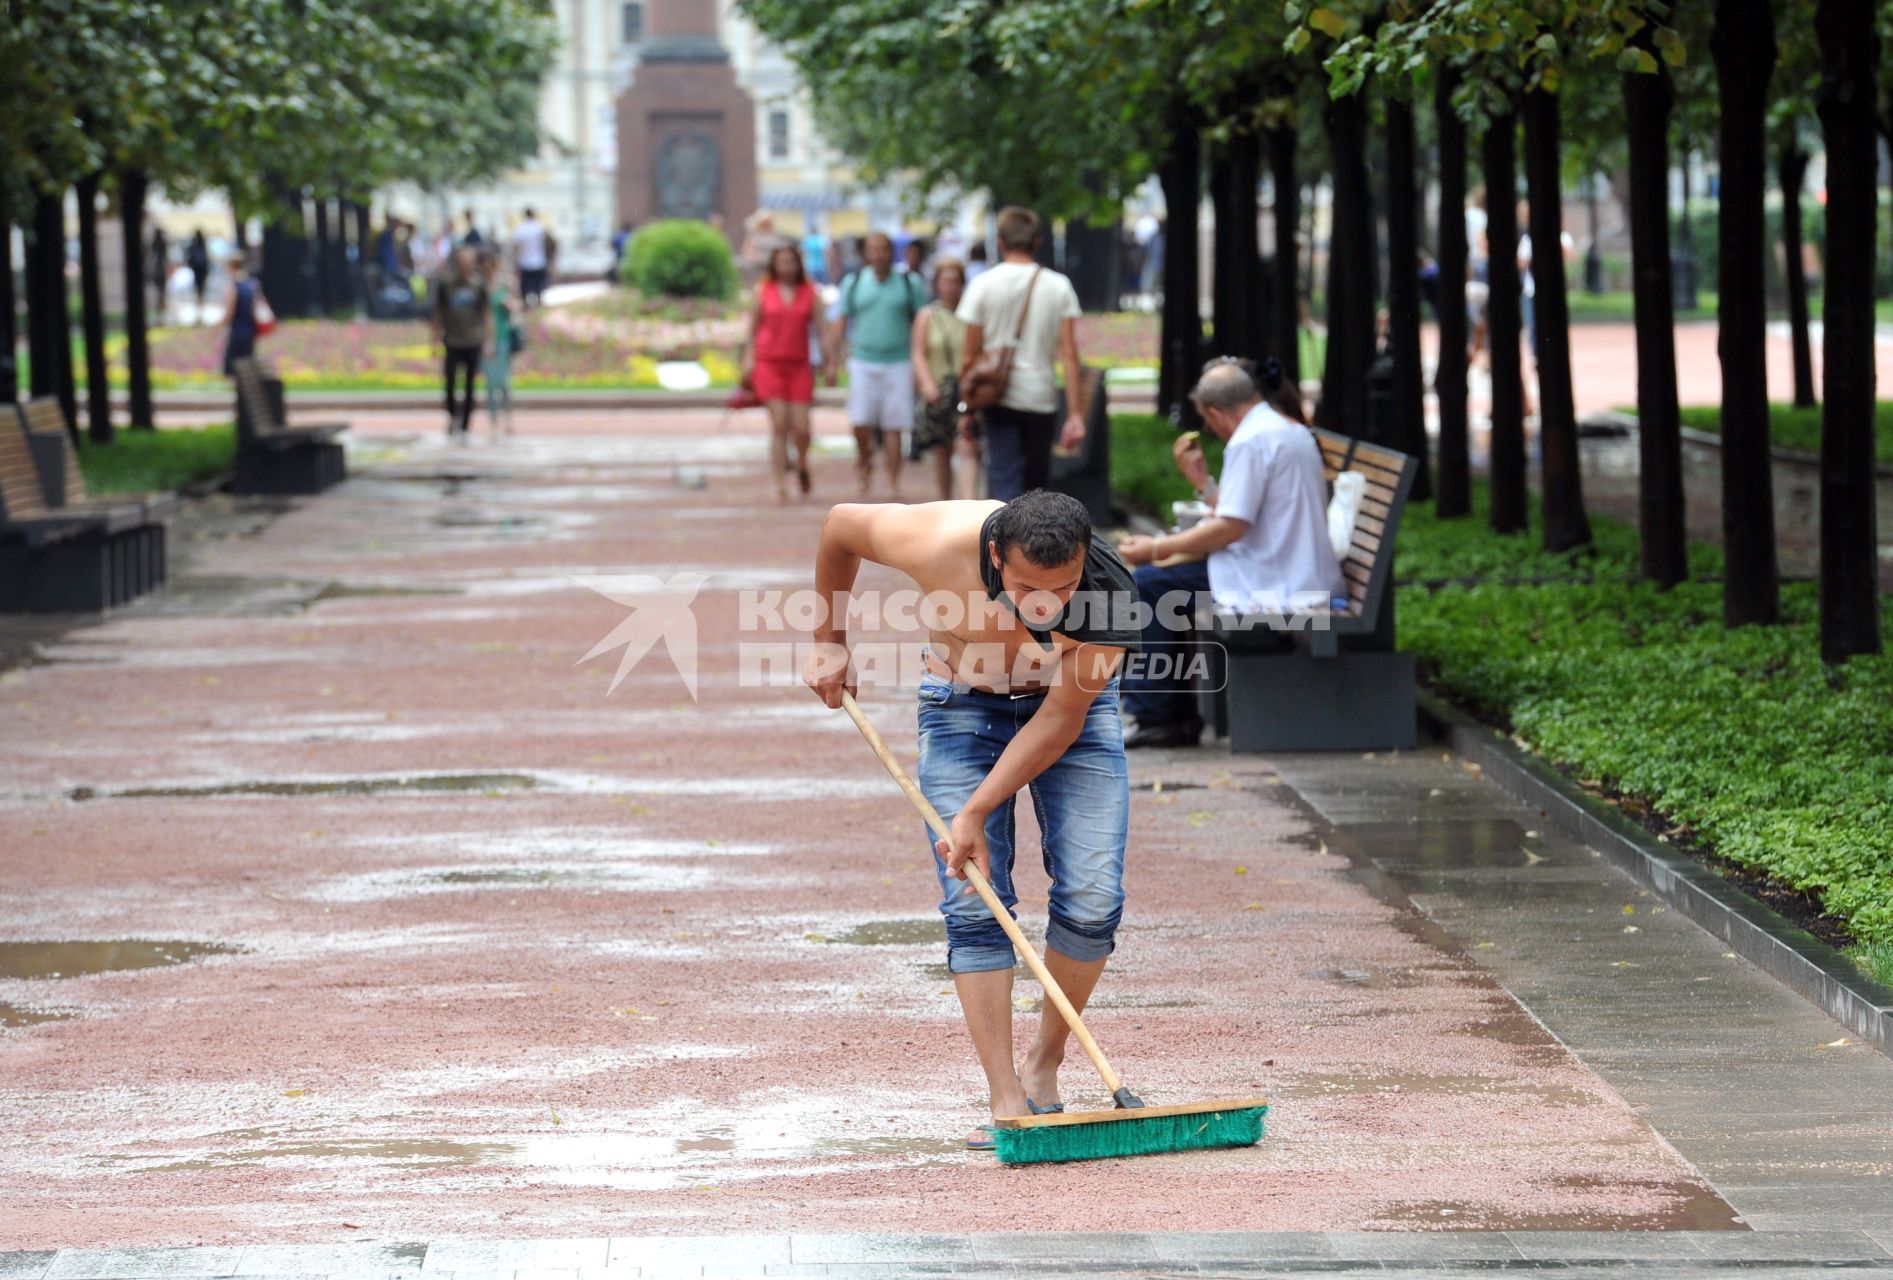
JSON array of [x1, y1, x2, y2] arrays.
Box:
[[1026, 1097, 1065, 1114], [965, 1126, 996, 1151]]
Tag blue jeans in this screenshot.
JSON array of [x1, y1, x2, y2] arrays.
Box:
[[983, 405, 1056, 501], [1121, 559, 1209, 729], [916, 673, 1130, 973]]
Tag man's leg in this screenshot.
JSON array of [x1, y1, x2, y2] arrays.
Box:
[[845, 358, 878, 493], [1019, 682, 1131, 1105], [1121, 559, 1210, 738], [1018, 409, 1057, 494], [984, 409, 1026, 501], [880, 362, 913, 492], [918, 684, 1031, 1133]]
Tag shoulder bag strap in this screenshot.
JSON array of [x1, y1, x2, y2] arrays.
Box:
[[1009, 267, 1042, 346]]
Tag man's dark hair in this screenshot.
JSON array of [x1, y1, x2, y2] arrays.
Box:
[[990, 490, 1091, 569]]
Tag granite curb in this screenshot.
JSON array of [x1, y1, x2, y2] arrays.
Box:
[[1415, 690, 1893, 1059], [5, 1230, 1893, 1278]]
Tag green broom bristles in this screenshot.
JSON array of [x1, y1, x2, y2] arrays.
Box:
[[991, 1105, 1267, 1165]]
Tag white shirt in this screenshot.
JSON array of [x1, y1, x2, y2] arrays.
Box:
[[1465, 206, 1488, 261], [1209, 403, 1345, 612], [513, 218, 548, 271], [955, 261, 1082, 414], [1518, 231, 1575, 298]]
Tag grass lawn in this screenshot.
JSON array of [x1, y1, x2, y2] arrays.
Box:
[[1565, 289, 1718, 324], [1676, 400, 1893, 467], [1109, 417, 1893, 984], [75, 424, 235, 493]]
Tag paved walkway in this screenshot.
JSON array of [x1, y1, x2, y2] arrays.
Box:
[[1, 413, 1890, 1277]]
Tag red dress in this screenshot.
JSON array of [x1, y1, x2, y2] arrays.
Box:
[[751, 281, 817, 404]]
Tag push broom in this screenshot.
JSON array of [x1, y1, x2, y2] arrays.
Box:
[[840, 691, 1268, 1165]]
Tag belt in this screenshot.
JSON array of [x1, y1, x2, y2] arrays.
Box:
[[922, 651, 1048, 700]]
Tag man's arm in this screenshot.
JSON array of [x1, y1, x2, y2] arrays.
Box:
[[1118, 516, 1251, 566], [1058, 316, 1085, 447], [958, 323, 986, 386], [937, 643, 1125, 885]]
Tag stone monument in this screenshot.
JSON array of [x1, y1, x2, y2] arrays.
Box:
[[615, 0, 758, 239]]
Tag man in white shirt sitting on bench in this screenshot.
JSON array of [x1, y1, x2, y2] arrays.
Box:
[[1114, 357, 1344, 749]]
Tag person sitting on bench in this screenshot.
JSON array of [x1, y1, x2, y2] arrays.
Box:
[[1113, 357, 1344, 749]]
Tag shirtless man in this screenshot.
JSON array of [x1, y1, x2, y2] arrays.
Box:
[[802, 489, 1141, 1148]]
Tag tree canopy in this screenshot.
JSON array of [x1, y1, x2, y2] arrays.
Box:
[[0, 0, 559, 211]]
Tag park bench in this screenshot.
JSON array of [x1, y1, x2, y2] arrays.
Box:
[[14, 399, 169, 606], [1201, 428, 1419, 752], [231, 357, 348, 495], [0, 404, 165, 611]]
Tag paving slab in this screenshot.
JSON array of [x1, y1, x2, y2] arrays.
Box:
[[3, 413, 1889, 1270]]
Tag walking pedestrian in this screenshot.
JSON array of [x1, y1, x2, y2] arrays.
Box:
[[513, 208, 550, 309], [185, 230, 211, 323], [828, 231, 926, 495], [218, 254, 269, 378], [801, 227, 828, 286], [745, 244, 824, 502], [432, 246, 490, 441], [956, 207, 1086, 501], [479, 249, 517, 437], [909, 259, 976, 501], [148, 226, 169, 323]]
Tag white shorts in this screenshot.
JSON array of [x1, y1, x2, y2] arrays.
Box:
[[847, 358, 915, 431]]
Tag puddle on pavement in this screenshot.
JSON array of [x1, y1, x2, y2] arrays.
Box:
[[1374, 1174, 1740, 1231], [1311, 965, 1431, 990], [1276, 1070, 1597, 1107], [0, 1002, 80, 1028], [110, 1137, 515, 1173], [309, 583, 463, 604], [1338, 819, 1535, 869], [0, 939, 243, 982], [69, 773, 539, 801], [826, 919, 946, 946]]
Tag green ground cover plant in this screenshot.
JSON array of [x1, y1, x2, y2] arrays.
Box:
[[1111, 421, 1893, 983], [75, 423, 235, 492]]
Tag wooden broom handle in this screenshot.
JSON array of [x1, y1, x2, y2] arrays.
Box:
[[839, 690, 1126, 1096]]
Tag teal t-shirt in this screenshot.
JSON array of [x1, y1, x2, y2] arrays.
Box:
[[839, 269, 924, 365]]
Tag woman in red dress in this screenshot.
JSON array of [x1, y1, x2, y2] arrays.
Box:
[[743, 244, 823, 500]]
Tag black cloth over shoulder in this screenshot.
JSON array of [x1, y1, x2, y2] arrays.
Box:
[[978, 508, 1143, 653]]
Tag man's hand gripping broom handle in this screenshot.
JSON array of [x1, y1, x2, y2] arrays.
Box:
[[839, 691, 1144, 1109]]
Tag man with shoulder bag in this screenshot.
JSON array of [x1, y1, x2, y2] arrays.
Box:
[[956, 208, 1087, 501]]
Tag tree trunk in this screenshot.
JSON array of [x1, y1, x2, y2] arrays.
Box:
[[1777, 145, 1816, 409], [1064, 174, 1122, 313], [1625, 53, 1688, 586], [1209, 129, 1264, 361], [1433, 68, 1471, 518], [1814, 0, 1883, 661], [1209, 145, 1238, 357], [1322, 86, 1376, 439], [1157, 106, 1204, 422], [0, 176, 17, 404], [1524, 88, 1590, 551], [312, 197, 333, 317], [1385, 93, 1430, 499], [1483, 109, 1529, 534], [261, 176, 310, 319], [1712, 0, 1780, 627], [119, 170, 155, 430], [76, 172, 112, 445], [1267, 124, 1301, 385], [28, 190, 78, 432]]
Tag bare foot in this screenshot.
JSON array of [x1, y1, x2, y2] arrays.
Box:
[[1020, 1049, 1063, 1110]]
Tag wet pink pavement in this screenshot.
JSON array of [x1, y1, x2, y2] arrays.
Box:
[[0, 413, 1732, 1249]]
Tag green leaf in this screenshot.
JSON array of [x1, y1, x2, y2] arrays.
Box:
[[1309, 7, 1348, 39], [1652, 26, 1686, 67]]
